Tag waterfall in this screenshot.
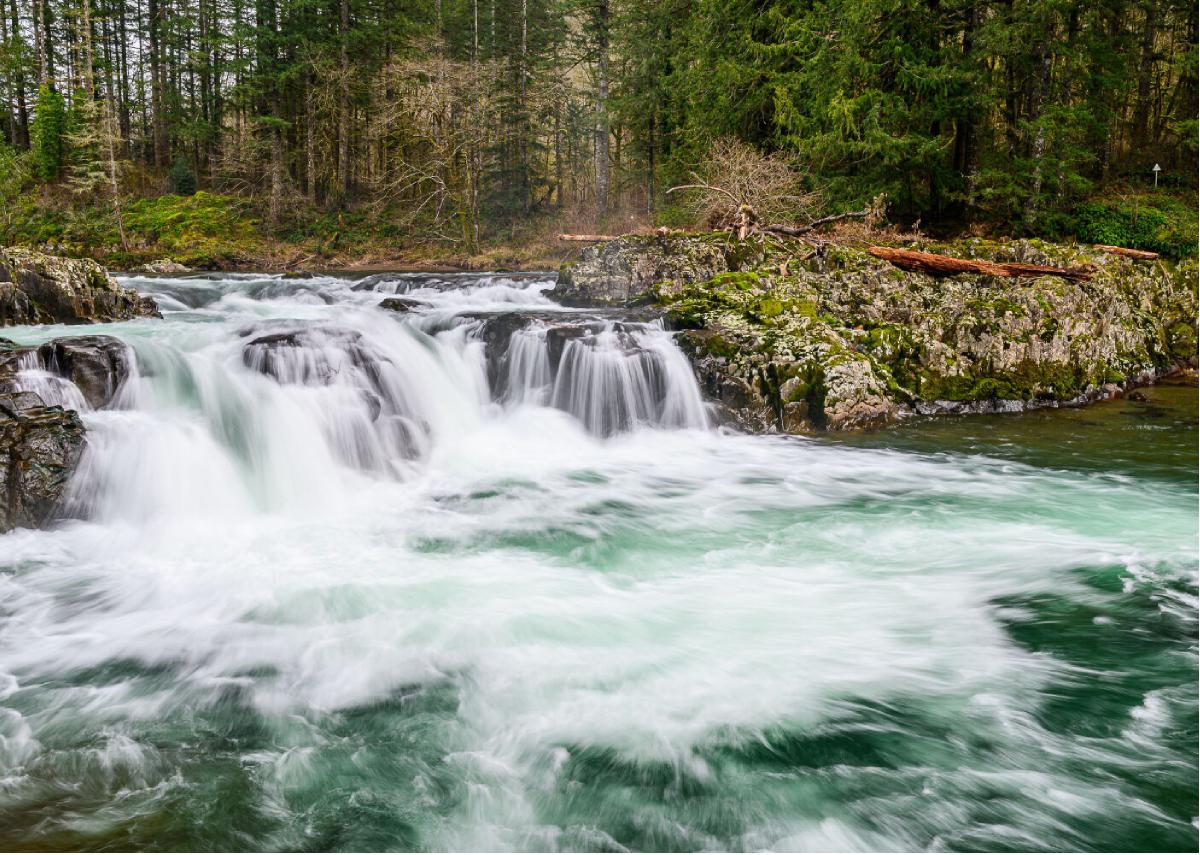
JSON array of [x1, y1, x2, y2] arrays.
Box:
[[5, 271, 709, 522]]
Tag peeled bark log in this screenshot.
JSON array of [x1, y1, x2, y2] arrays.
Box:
[[1095, 245, 1159, 260], [558, 233, 620, 242], [868, 247, 1093, 282]]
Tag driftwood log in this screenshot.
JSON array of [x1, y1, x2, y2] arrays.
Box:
[[868, 247, 1094, 283], [1095, 244, 1160, 260], [558, 233, 620, 242]]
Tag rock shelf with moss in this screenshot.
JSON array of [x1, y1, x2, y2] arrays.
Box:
[[557, 234, 1198, 432]]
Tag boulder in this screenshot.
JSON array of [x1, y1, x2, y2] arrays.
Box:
[[132, 258, 191, 275], [550, 235, 734, 307], [0, 335, 134, 411], [379, 296, 424, 313], [1, 247, 160, 326], [0, 390, 85, 532]]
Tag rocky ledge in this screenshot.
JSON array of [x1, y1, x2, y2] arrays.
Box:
[[556, 234, 1198, 431], [2, 247, 160, 325]]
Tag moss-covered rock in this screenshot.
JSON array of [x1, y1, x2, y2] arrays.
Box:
[[1, 247, 160, 325], [608, 236, 1198, 432]]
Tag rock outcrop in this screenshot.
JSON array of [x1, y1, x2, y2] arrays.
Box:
[[550, 234, 738, 306], [1, 247, 160, 326], [1, 390, 85, 532], [556, 236, 1199, 431], [0, 334, 137, 532], [131, 258, 191, 275]]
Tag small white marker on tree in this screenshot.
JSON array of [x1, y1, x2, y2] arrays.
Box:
[[1152, 163, 1161, 187]]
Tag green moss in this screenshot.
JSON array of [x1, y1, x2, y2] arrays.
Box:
[[920, 360, 1089, 402], [1167, 321, 1198, 361], [708, 271, 763, 291]]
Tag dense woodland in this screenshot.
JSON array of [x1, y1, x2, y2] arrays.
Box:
[[0, 1, 1195, 259]]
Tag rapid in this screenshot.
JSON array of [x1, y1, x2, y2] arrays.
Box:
[[0, 271, 1195, 851]]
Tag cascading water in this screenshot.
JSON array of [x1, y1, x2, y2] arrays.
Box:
[[0, 270, 1195, 852]]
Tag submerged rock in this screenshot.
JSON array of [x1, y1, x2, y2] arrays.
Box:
[[1, 247, 160, 325], [379, 296, 424, 313], [0, 390, 85, 532], [571, 236, 1199, 432]]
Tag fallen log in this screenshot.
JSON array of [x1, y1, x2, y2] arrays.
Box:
[[1095, 244, 1159, 260], [558, 233, 620, 242], [868, 247, 1094, 282]]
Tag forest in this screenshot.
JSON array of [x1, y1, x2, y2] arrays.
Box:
[[0, 1, 1196, 266]]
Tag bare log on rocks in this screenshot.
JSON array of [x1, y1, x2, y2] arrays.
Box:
[[1095, 244, 1159, 260], [558, 234, 620, 242], [867, 247, 1094, 282]]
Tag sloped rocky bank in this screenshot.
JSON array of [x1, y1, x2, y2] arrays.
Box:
[[554, 234, 1198, 431]]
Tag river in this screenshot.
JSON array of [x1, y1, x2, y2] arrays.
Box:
[[0, 272, 1195, 851]]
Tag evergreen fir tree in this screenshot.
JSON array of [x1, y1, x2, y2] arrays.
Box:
[[29, 83, 65, 182]]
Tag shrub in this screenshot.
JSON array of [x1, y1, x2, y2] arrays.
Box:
[[669, 137, 822, 229], [1075, 197, 1197, 259]]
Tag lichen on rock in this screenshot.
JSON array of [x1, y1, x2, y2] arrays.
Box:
[[558, 235, 1199, 432], [1, 247, 161, 326]]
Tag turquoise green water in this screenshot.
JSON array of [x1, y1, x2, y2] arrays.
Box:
[[0, 274, 1195, 851]]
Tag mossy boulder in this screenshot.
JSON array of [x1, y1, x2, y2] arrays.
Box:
[[1, 247, 160, 326], [648, 238, 1197, 432]]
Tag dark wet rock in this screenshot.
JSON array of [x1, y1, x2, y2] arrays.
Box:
[[0, 335, 134, 411], [0, 390, 85, 532], [1, 247, 161, 325], [240, 322, 386, 390], [34, 337, 134, 410], [379, 296, 424, 313], [131, 258, 191, 275]]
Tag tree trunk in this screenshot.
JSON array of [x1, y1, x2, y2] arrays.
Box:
[[1131, 3, 1157, 150], [338, 0, 352, 207], [594, 0, 610, 214], [148, 0, 166, 166]]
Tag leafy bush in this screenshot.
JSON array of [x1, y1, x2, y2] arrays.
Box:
[[1074, 196, 1197, 259]]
